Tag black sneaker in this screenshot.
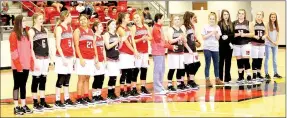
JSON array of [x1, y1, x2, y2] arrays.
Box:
[[120, 90, 128, 98], [140, 86, 151, 95], [76, 98, 88, 106], [40, 101, 53, 110], [265, 74, 271, 80], [252, 73, 257, 81], [64, 99, 77, 107], [246, 75, 253, 84], [107, 92, 117, 100], [236, 78, 244, 84], [177, 84, 186, 91], [188, 80, 199, 89], [167, 85, 177, 93], [129, 88, 140, 97], [92, 96, 100, 103], [97, 95, 107, 103], [14, 106, 24, 115], [83, 97, 95, 105], [21, 105, 33, 114], [274, 74, 282, 79], [54, 101, 65, 109], [33, 102, 44, 112]]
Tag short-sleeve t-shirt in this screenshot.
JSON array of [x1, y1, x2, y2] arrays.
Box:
[[201, 24, 221, 51]]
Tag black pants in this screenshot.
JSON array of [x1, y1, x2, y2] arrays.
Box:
[[219, 44, 233, 82], [13, 69, 29, 100]]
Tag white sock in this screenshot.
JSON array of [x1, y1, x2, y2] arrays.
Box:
[[168, 81, 172, 86], [33, 93, 38, 99], [64, 87, 70, 100], [177, 81, 181, 85], [108, 86, 112, 89], [189, 75, 194, 80], [92, 90, 97, 97], [14, 100, 19, 107], [97, 90, 102, 96], [56, 88, 61, 101], [21, 99, 26, 106], [40, 91, 45, 98]]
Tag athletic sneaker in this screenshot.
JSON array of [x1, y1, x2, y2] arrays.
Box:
[[54, 101, 65, 109], [167, 85, 177, 93], [187, 80, 199, 89], [129, 88, 140, 97], [83, 97, 95, 105], [257, 73, 264, 81], [177, 84, 187, 91], [64, 99, 77, 107], [236, 78, 244, 84], [120, 90, 128, 98], [76, 98, 88, 106], [14, 106, 24, 115], [40, 101, 53, 110], [274, 74, 282, 78], [107, 92, 118, 101], [265, 74, 271, 80], [246, 75, 253, 84], [140, 86, 151, 95], [21, 105, 33, 114], [33, 102, 44, 112]]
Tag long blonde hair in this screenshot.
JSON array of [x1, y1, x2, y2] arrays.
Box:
[[32, 12, 44, 31], [54, 10, 70, 37]]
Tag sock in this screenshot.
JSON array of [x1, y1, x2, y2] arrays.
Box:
[[92, 90, 97, 97], [21, 99, 26, 107], [97, 90, 101, 96], [56, 93, 61, 101], [77, 95, 81, 99], [177, 81, 181, 86], [84, 94, 89, 98], [120, 87, 124, 91], [141, 84, 145, 87], [14, 100, 19, 107], [168, 81, 172, 87], [127, 86, 131, 91], [108, 88, 112, 94], [189, 75, 194, 81], [40, 98, 45, 103], [64, 87, 70, 100]]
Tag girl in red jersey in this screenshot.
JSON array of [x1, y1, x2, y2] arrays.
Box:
[[54, 10, 76, 109], [9, 15, 33, 115], [91, 21, 107, 103], [131, 11, 152, 95], [117, 12, 139, 99], [73, 14, 95, 106]]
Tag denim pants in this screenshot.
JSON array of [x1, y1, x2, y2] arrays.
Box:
[[204, 50, 219, 79], [264, 45, 278, 74], [153, 55, 165, 93]]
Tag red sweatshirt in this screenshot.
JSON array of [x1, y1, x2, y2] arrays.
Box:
[[151, 23, 173, 56], [9, 31, 34, 72]]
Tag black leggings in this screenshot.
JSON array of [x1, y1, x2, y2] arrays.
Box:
[[120, 69, 133, 84], [56, 74, 71, 88], [168, 69, 185, 81], [133, 68, 148, 81], [92, 74, 105, 89], [13, 70, 29, 100], [31, 75, 47, 93], [185, 62, 201, 77]]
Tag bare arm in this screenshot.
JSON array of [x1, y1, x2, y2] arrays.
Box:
[[28, 29, 36, 61], [249, 22, 255, 38], [131, 25, 143, 43], [181, 26, 193, 53], [215, 26, 222, 40], [144, 24, 153, 41], [73, 29, 83, 60], [93, 35, 99, 62], [55, 26, 65, 59], [117, 27, 136, 53]]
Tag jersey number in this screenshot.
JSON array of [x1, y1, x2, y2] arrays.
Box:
[[42, 40, 46, 48], [68, 40, 72, 47], [257, 31, 263, 37], [87, 41, 93, 48]]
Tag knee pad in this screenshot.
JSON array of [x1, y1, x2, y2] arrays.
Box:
[[92, 76, 99, 89], [130, 69, 137, 82], [176, 69, 184, 79], [98, 74, 105, 89], [243, 58, 251, 70], [63, 74, 71, 87], [252, 59, 258, 70], [168, 69, 175, 80], [133, 68, 140, 80], [31, 76, 40, 93], [56, 74, 65, 88], [140, 68, 147, 80], [237, 59, 244, 69], [39, 75, 47, 91], [194, 62, 201, 74]]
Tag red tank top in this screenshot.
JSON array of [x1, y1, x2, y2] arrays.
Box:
[[95, 35, 104, 62], [76, 27, 95, 59], [56, 25, 74, 57], [134, 25, 148, 53], [119, 26, 134, 55]]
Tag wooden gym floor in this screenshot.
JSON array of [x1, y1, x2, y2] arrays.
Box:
[[0, 49, 286, 117]]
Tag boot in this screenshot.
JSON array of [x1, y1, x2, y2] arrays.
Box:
[[215, 78, 224, 85], [206, 79, 213, 88]]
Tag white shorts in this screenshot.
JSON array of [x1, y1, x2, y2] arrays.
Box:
[[75, 58, 95, 76], [94, 62, 106, 76], [106, 60, 120, 76], [184, 53, 194, 64], [135, 53, 149, 68], [251, 45, 265, 58], [167, 53, 184, 69], [54, 56, 74, 74], [233, 44, 251, 57], [32, 58, 50, 76], [193, 52, 200, 63], [119, 53, 135, 69]]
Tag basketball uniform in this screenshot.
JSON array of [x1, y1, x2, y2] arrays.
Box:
[[75, 27, 95, 76], [134, 25, 149, 68], [232, 20, 251, 57], [31, 27, 50, 76], [119, 26, 135, 69], [184, 27, 199, 64], [168, 27, 185, 69], [55, 25, 74, 74], [251, 22, 265, 58], [94, 35, 106, 75], [105, 32, 120, 76]]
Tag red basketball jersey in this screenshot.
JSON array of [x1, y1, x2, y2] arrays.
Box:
[[119, 26, 134, 55], [95, 35, 104, 62], [76, 27, 95, 59], [134, 25, 148, 53], [56, 24, 74, 57]]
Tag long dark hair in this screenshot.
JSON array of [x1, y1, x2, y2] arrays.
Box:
[[219, 9, 233, 32], [116, 12, 128, 30], [13, 15, 27, 41], [268, 12, 279, 32], [183, 11, 195, 29]]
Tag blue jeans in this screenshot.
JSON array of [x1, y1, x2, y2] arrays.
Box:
[[264, 45, 278, 74], [204, 50, 219, 79], [153, 56, 165, 93]]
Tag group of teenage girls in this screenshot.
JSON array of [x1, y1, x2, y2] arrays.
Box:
[[9, 8, 282, 115]]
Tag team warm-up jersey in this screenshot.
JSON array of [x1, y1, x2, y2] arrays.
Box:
[[32, 27, 49, 57], [251, 22, 265, 44], [168, 27, 184, 53], [134, 25, 148, 53], [233, 20, 250, 45], [56, 24, 74, 57], [95, 35, 104, 62], [105, 33, 120, 60], [76, 27, 95, 59], [184, 27, 197, 53], [119, 26, 134, 55]]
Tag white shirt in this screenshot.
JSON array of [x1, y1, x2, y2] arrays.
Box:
[[201, 24, 221, 51], [76, 5, 85, 13]]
